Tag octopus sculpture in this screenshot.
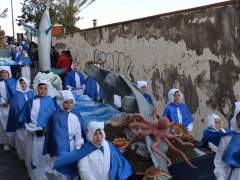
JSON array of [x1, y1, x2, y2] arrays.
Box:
[[121, 108, 197, 169]]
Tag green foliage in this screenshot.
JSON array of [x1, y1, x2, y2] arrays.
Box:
[[17, 0, 95, 33]]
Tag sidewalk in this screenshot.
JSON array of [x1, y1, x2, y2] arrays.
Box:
[[0, 145, 28, 180]]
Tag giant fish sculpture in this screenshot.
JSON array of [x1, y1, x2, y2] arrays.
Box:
[[19, 0, 52, 71]]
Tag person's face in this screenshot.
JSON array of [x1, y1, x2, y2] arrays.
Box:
[[92, 129, 103, 146], [173, 91, 181, 104], [236, 113, 240, 129], [62, 99, 74, 111], [19, 80, 27, 91], [72, 62, 78, 71], [37, 84, 48, 96], [139, 86, 146, 94], [214, 118, 222, 130], [0, 70, 9, 80]]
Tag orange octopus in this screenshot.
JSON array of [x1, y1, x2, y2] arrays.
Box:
[[121, 108, 197, 169]]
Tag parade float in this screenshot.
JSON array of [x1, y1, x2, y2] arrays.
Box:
[[0, 27, 32, 80], [16, 0, 215, 179]]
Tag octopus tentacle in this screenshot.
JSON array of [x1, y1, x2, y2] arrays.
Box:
[[162, 136, 197, 169], [151, 137, 172, 166], [165, 134, 194, 147]]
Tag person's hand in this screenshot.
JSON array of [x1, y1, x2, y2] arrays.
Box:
[[3, 102, 9, 107]]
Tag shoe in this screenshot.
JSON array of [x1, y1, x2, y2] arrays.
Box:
[[3, 144, 10, 151]]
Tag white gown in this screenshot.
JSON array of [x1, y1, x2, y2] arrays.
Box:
[[77, 140, 110, 180], [214, 136, 240, 180], [0, 81, 14, 146], [25, 98, 49, 180], [15, 93, 30, 160]]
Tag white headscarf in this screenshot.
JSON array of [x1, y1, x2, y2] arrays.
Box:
[[136, 80, 147, 89], [206, 113, 224, 132], [34, 79, 50, 96], [0, 66, 12, 78], [230, 102, 240, 132], [59, 90, 75, 111], [86, 121, 105, 145], [168, 88, 183, 103], [16, 77, 30, 93]]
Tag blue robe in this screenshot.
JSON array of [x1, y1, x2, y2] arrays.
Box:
[[53, 141, 133, 179], [223, 133, 240, 168], [0, 78, 17, 102], [64, 71, 85, 89], [17, 96, 58, 129], [22, 44, 29, 52], [198, 127, 233, 148], [6, 90, 34, 132], [143, 93, 153, 106], [83, 76, 104, 101], [163, 103, 193, 129], [43, 110, 86, 157], [222, 133, 240, 179]]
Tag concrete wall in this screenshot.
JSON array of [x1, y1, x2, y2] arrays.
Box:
[[52, 1, 240, 140]]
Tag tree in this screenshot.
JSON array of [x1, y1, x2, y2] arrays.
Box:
[[17, 0, 95, 33]]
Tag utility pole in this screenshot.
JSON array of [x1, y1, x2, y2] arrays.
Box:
[[11, 0, 15, 41]]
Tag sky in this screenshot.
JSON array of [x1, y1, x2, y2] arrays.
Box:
[[0, 0, 226, 37]]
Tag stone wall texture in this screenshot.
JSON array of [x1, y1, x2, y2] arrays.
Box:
[[52, 1, 240, 140]]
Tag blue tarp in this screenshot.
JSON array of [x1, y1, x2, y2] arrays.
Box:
[[72, 92, 124, 128]]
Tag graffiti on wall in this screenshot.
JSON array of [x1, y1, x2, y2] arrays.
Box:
[[93, 49, 135, 82]]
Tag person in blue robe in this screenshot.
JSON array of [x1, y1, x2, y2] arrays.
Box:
[[136, 80, 154, 106], [214, 102, 240, 180], [83, 76, 104, 101], [0, 66, 17, 151], [198, 113, 232, 152], [64, 62, 85, 94], [17, 79, 58, 180], [6, 77, 34, 160], [21, 41, 29, 52], [6, 77, 34, 132], [43, 90, 84, 180], [53, 121, 132, 180], [163, 88, 194, 133]]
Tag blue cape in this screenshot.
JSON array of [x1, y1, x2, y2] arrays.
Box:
[[83, 76, 104, 101], [6, 90, 34, 132], [143, 93, 153, 106], [198, 127, 233, 148], [17, 96, 58, 129], [223, 133, 240, 169], [163, 103, 193, 128], [53, 141, 132, 179], [43, 110, 86, 157], [64, 71, 85, 88]]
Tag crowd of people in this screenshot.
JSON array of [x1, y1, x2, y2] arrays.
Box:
[[0, 48, 240, 179]]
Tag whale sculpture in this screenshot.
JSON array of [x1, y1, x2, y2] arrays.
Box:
[[19, 0, 52, 71]]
